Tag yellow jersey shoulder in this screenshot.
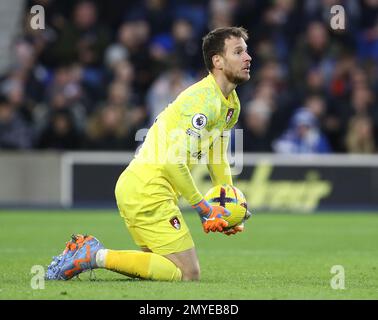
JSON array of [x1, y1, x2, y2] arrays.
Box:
[[164, 73, 241, 131], [172, 74, 222, 128]]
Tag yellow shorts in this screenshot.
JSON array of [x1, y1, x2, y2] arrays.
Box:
[[115, 168, 194, 255]]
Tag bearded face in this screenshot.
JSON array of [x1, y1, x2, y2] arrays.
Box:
[[220, 36, 251, 85]]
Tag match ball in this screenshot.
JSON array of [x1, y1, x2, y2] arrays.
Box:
[[204, 184, 249, 228]]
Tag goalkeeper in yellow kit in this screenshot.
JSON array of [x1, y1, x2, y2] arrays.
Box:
[[46, 27, 252, 282]]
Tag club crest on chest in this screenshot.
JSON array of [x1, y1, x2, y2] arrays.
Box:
[[226, 108, 234, 123]]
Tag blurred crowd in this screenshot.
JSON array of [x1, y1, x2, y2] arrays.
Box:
[[0, 0, 377, 154]]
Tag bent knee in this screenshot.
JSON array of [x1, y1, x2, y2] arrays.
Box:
[[181, 265, 200, 281]]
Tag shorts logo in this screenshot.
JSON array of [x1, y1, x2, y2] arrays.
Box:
[[226, 108, 234, 123], [169, 216, 181, 230], [192, 113, 207, 130]]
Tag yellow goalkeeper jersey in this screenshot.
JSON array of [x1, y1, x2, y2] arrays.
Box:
[[126, 73, 240, 207]]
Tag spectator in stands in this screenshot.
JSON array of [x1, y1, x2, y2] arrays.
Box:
[[243, 97, 274, 152], [171, 19, 202, 72], [357, 0, 378, 64], [345, 115, 376, 153], [0, 68, 32, 124], [36, 109, 82, 150], [290, 21, 341, 91], [247, 64, 294, 142], [42, 65, 88, 131], [108, 60, 135, 92], [0, 95, 33, 149], [125, 0, 173, 38], [106, 80, 146, 129], [343, 86, 378, 131], [84, 104, 137, 151], [149, 33, 175, 76], [50, 0, 110, 67], [146, 68, 194, 125], [252, 0, 299, 63], [208, 0, 235, 30], [0, 1, 376, 154], [303, 0, 360, 47], [107, 20, 152, 100], [14, 39, 47, 104], [302, 67, 327, 98], [273, 103, 331, 154], [0, 40, 45, 123]]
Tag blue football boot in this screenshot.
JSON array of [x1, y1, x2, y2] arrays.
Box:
[[45, 234, 104, 280]]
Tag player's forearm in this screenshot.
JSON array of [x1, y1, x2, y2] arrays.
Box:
[[207, 160, 233, 186], [164, 162, 203, 205], [207, 134, 233, 186]]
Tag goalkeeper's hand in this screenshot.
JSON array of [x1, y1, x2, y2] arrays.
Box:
[[223, 223, 244, 236], [223, 210, 252, 236], [192, 199, 231, 233]]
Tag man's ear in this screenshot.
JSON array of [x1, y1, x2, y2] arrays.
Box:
[[212, 54, 223, 70]]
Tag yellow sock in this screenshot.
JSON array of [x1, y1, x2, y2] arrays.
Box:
[[103, 250, 182, 281]]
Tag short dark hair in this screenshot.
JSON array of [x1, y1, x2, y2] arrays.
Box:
[[202, 26, 249, 71]]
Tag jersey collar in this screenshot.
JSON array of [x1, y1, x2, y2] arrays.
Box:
[[207, 73, 234, 107]]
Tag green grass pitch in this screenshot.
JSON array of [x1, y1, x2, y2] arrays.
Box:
[[0, 210, 377, 300]]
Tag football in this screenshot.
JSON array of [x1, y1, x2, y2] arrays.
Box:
[[204, 184, 249, 228]]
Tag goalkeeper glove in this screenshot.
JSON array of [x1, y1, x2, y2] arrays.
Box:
[[192, 199, 231, 233], [223, 210, 252, 236]]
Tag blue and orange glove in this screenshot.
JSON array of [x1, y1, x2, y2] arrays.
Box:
[[223, 210, 252, 236], [192, 199, 231, 233]]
